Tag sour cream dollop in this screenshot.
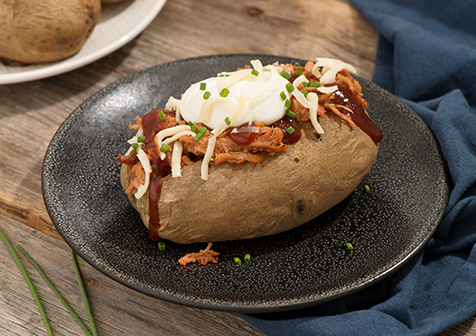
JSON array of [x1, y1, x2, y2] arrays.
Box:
[[179, 66, 290, 130]]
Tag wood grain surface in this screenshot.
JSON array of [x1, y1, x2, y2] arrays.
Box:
[[0, 0, 474, 335]]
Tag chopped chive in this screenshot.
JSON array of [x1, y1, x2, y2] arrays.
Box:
[[286, 126, 296, 134], [294, 62, 301, 66], [365, 184, 371, 194], [203, 91, 211, 100], [285, 110, 296, 118], [309, 81, 321, 87], [70, 249, 98, 336], [158, 110, 165, 120], [0, 230, 53, 336], [132, 143, 139, 149], [244, 253, 251, 263], [160, 144, 170, 153], [188, 122, 200, 134], [158, 242, 166, 251], [234, 257, 242, 265], [220, 88, 230, 97], [251, 69, 259, 76], [137, 136, 146, 143], [286, 82, 294, 93], [280, 71, 291, 80], [17, 244, 95, 336], [295, 68, 301, 76], [346, 242, 354, 251], [301, 88, 309, 96], [194, 127, 208, 142], [187, 121, 196, 129], [225, 117, 231, 125], [199, 82, 206, 90], [302, 81, 309, 87], [284, 99, 291, 109], [280, 91, 287, 100]]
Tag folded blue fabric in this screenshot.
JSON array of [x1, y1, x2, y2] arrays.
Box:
[[243, 1, 476, 335]]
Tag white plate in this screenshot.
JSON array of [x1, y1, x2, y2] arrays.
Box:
[[0, 0, 167, 85]]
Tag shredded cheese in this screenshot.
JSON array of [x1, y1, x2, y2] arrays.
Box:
[[210, 92, 247, 135], [264, 61, 282, 72], [134, 148, 152, 199], [171, 141, 184, 178], [288, 75, 325, 134], [163, 131, 196, 146], [313, 58, 357, 85], [317, 85, 339, 94], [292, 74, 309, 88], [250, 59, 263, 73], [201, 135, 217, 180], [216, 69, 253, 91], [125, 127, 144, 155], [291, 75, 313, 107], [312, 58, 339, 76], [199, 97, 235, 123], [307, 93, 325, 134], [165, 96, 182, 121], [155, 125, 194, 160]]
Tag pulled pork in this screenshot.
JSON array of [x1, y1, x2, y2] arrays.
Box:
[[178, 242, 219, 265]]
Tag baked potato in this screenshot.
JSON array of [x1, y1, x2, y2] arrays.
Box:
[[101, 0, 130, 4], [118, 58, 382, 244], [0, 0, 101, 65]]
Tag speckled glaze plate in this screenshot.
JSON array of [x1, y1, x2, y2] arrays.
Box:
[[42, 54, 449, 313]]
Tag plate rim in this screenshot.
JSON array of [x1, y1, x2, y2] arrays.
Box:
[[42, 53, 449, 312]]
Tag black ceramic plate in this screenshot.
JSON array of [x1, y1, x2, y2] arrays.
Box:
[[42, 54, 448, 313]]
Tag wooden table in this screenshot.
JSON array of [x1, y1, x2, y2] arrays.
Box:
[[0, 0, 474, 335]]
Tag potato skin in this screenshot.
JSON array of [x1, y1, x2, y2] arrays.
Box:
[[0, 0, 101, 65], [121, 112, 379, 244], [102, 0, 129, 4]]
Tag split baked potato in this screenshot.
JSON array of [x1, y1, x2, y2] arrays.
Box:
[[118, 58, 382, 244]]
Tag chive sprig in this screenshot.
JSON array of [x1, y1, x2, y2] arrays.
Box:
[[1, 227, 98, 336], [0, 229, 53, 336], [17, 244, 95, 336], [71, 249, 98, 336]]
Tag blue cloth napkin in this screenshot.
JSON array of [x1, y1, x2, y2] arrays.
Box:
[[242, 0, 476, 335]]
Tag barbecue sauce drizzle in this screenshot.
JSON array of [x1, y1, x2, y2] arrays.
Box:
[[271, 115, 301, 144], [330, 83, 383, 143], [140, 110, 172, 241]]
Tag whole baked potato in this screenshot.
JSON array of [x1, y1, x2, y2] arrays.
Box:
[[0, 0, 101, 65], [118, 58, 382, 244]]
